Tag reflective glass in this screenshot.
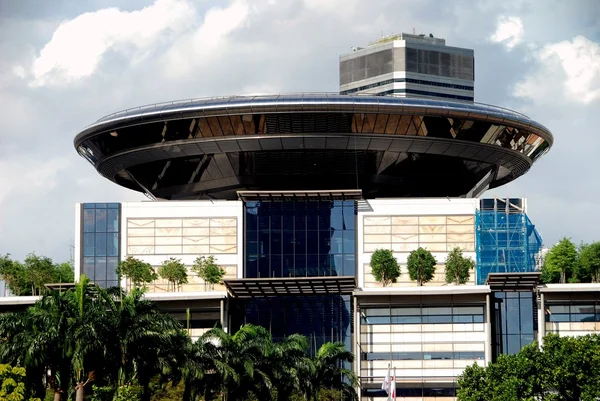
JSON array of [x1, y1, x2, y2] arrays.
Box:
[[79, 204, 121, 288], [107, 209, 119, 232], [83, 233, 95, 256], [107, 257, 119, 281], [239, 295, 351, 356], [83, 257, 95, 277], [95, 234, 107, 257], [95, 257, 107, 281], [95, 209, 107, 232], [83, 209, 95, 232], [245, 201, 356, 278], [107, 232, 119, 257]]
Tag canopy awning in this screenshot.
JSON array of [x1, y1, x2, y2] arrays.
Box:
[[486, 272, 541, 291], [236, 189, 362, 202], [224, 276, 357, 298]]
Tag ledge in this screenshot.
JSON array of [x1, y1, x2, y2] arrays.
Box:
[[224, 276, 356, 298]]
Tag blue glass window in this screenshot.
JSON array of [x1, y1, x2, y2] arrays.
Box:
[[83, 233, 95, 256], [95, 234, 107, 257], [107, 209, 119, 232], [493, 291, 535, 356], [95, 209, 107, 232], [240, 295, 352, 356], [107, 232, 119, 256], [80, 203, 121, 288], [244, 201, 356, 278], [83, 209, 95, 232]]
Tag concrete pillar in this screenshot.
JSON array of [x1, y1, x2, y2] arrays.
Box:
[[538, 292, 545, 348], [485, 294, 493, 364], [353, 297, 361, 400], [220, 299, 225, 330]]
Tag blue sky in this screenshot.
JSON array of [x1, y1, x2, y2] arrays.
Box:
[[0, 0, 599, 262]]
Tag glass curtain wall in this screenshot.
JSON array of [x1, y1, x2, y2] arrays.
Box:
[[81, 203, 120, 288], [492, 291, 535, 358], [238, 295, 353, 356], [244, 200, 356, 278]]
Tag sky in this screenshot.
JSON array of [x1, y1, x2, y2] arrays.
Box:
[[0, 0, 599, 263]]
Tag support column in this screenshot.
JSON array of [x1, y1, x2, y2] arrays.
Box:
[[353, 297, 361, 400], [538, 292, 545, 348], [485, 293, 493, 364], [224, 298, 230, 333], [220, 299, 225, 329]]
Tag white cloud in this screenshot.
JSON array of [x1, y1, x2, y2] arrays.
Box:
[[0, 157, 70, 205], [490, 16, 524, 49], [515, 35, 600, 104], [28, 0, 194, 87], [160, 0, 249, 79], [303, 0, 358, 17]]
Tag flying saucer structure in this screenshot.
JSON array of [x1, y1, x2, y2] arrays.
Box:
[[74, 93, 552, 200]]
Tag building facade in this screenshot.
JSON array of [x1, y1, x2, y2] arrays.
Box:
[[68, 196, 551, 399], [339, 33, 475, 102]]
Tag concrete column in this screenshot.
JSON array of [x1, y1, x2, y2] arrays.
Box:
[[485, 294, 493, 364], [223, 298, 230, 333], [538, 292, 545, 348], [353, 297, 361, 400], [220, 299, 225, 329]]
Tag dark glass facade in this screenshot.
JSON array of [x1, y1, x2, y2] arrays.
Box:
[[81, 203, 120, 288], [233, 295, 352, 356], [492, 291, 535, 358], [244, 201, 356, 278], [546, 301, 600, 323]]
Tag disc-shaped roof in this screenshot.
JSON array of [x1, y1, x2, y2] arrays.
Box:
[[74, 93, 553, 200]]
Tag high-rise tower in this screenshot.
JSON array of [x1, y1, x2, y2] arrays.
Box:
[[339, 32, 475, 101]]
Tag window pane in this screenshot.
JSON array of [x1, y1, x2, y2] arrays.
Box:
[[343, 254, 356, 276], [83, 233, 95, 256], [95, 209, 107, 232], [343, 204, 355, 230], [107, 232, 119, 257], [106, 257, 119, 281], [95, 234, 107, 257], [95, 257, 107, 281], [107, 209, 119, 232], [83, 257, 95, 277], [343, 230, 355, 254], [83, 209, 95, 232]]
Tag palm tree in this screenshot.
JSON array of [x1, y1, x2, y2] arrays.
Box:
[[0, 290, 76, 401], [266, 333, 312, 401], [180, 329, 236, 401], [101, 286, 188, 401], [0, 310, 48, 399], [63, 276, 116, 401], [310, 342, 358, 401]]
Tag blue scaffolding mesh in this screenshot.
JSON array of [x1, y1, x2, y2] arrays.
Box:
[[475, 200, 543, 285]]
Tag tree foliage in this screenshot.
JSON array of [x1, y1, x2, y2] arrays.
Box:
[[0, 276, 185, 401], [541, 238, 578, 283], [191, 256, 225, 290], [0, 277, 359, 401], [406, 247, 437, 286], [158, 258, 188, 292], [444, 247, 474, 285], [369, 249, 400, 287], [0, 254, 74, 296], [0, 364, 40, 401], [116, 256, 158, 288], [457, 334, 600, 401], [577, 242, 600, 283]]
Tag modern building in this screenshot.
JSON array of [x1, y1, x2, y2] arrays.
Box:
[[6, 34, 598, 401], [339, 33, 475, 102]]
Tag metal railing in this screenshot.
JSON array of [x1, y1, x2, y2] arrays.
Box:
[[90, 92, 532, 126]]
